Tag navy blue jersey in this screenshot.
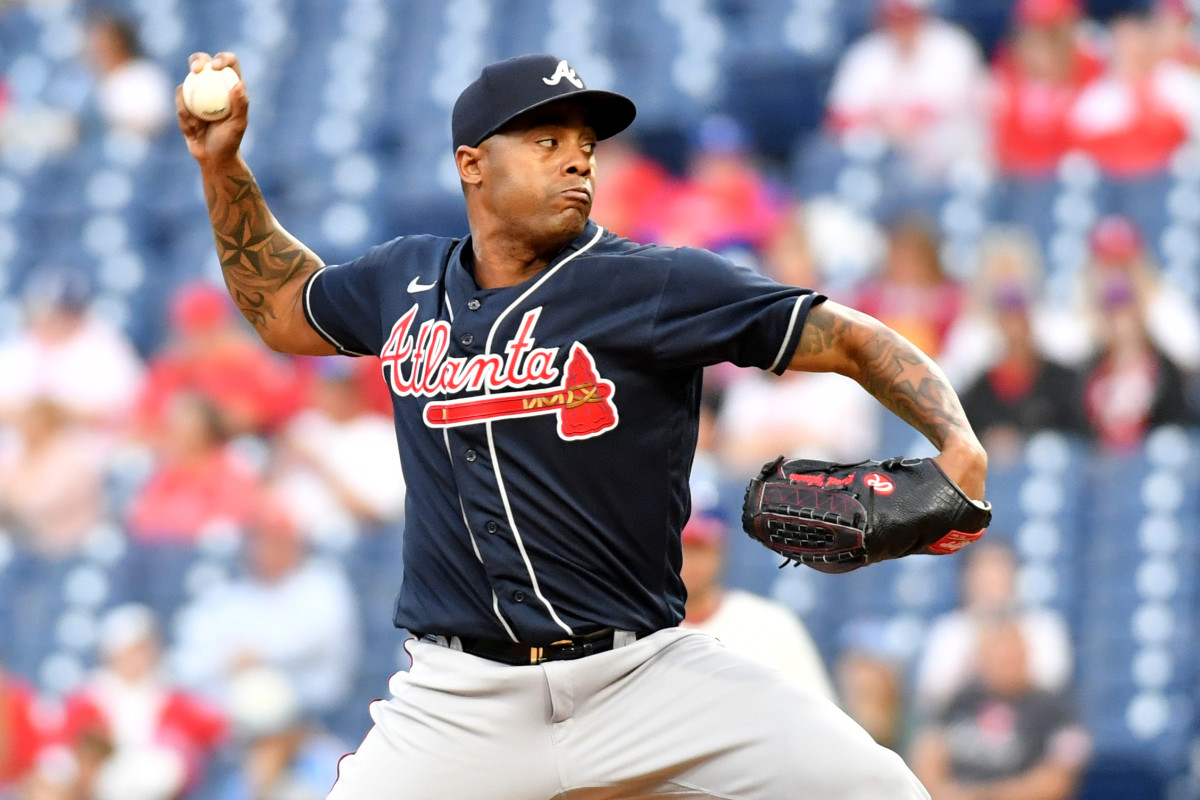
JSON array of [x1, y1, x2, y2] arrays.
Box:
[[304, 220, 822, 643]]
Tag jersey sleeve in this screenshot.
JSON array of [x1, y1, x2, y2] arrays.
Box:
[[652, 247, 823, 373], [303, 238, 405, 357]]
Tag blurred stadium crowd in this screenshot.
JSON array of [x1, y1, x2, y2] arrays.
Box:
[[0, 0, 1199, 798]]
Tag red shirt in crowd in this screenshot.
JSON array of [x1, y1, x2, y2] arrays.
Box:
[[136, 344, 308, 436], [125, 449, 260, 542], [59, 685, 226, 786], [991, 44, 1104, 175], [0, 677, 42, 787], [1067, 61, 1199, 177]]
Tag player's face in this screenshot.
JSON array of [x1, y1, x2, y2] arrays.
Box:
[[477, 103, 599, 246]]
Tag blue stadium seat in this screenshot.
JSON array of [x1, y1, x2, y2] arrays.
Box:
[[111, 540, 210, 622], [943, 0, 1016, 58], [718, 55, 836, 164], [1076, 755, 1168, 800]]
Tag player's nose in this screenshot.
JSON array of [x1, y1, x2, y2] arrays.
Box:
[[563, 144, 592, 176]]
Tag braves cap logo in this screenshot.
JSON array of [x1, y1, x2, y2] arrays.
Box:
[[542, 59, 584, 89]]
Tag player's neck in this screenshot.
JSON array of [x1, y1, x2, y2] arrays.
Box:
[[469, 243, 553, 289], [467, 219, 579, 289]]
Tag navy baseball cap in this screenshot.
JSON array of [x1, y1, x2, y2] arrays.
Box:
[[452, 54, 637, 150]]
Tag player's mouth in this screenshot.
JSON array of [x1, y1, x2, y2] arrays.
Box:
[[559, 185, 592, 205]]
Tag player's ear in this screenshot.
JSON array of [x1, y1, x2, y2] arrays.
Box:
[[456, 145, 483, 186]]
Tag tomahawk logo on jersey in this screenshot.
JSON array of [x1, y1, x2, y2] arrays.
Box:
[[377, 303, 619, 440]]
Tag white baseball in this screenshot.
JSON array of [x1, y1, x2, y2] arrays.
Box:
[[182, 63, 240, 121]]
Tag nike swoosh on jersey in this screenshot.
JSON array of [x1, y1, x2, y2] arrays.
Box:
[[407, 276, 438, 293]]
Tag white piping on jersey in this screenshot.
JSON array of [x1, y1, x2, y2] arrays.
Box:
[[444, 292, 519, 642], [768, 295, 805, 373], [482, 224, 606, 637], [304, 268, 371, 356]]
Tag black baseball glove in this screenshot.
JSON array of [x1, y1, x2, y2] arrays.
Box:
[[742, 456, 992, 573]]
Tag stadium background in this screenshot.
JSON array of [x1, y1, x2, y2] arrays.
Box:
[[0, 0, 1198, 798]]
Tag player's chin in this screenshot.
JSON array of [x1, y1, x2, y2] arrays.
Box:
[[551, 202, 591, 234]]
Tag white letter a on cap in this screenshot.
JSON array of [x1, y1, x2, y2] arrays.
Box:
[[542, 60, 583, 89]]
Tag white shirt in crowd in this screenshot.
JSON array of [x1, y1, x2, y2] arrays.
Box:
[[718, 371, 881, 473], [170, 558, 361, 717], [278, 409, 407, 540], [96, 58, 174, 138], [914, 606, 1074, 713], [684, 589, 838, 703], [828, 17, 987, 178], [0, 316, 144, 425]]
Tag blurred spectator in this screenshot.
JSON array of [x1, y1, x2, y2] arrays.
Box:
[[759, 205, 820, 289], [914, 541, 1073, 716], [125, 393, 259, 543], [59, 605, 225, 795], [91, 745, 187, 800], [84, 13, 172, 140], [170, 495, 361, 721], [19, 726, 113, 800], [136, 282, 308, 438], [16, 747, 82, 800], [648, 115, 788, 253], [834, 620, 912, 754], [0, 398, 107, 558], [940, 227, 1087, 386], [679, 506, 836, 701], [717, 369, 880, 473], [1081, 270, 1195, 450], [852, 214, 966, 359], [1075, 215, 1200, 372], [1154, 0, 1200, 69], [827, 0, 988, 180], [990, 0, 1105, 177], [911, 617, 1092, 800], [0, 267, 144, 432], [588, 136, 674, 242], [275, 358, 405, 546], [955, 280, 1088, 461], [1067, 9, 1200, 177], [716, 218, 881, 471], [211, 666, 347, 800], [0, 661, 41, 794]]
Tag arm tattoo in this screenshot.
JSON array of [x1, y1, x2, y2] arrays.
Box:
[[204, 165, 322, 334], [800, 307, 969, 451]]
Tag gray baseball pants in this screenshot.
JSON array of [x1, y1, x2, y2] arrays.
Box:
[[326, 627, 929, 799]]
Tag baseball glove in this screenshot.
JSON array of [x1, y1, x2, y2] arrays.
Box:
[[742, 456, 992, 573]]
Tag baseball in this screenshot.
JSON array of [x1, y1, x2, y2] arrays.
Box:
[[182, 63, 240, 121]]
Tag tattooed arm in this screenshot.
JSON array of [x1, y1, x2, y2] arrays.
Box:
[[177, 52, 335, 355], [788, 300, 987, 500]]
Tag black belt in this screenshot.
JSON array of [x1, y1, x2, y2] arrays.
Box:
[[418, 628, 640, 666]]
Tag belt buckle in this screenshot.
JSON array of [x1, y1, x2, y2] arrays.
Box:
[[533, 638, 580, 664]]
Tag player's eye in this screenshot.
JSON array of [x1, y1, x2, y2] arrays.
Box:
[[537, 138, 556, 148], [582, 142, 596, 156]]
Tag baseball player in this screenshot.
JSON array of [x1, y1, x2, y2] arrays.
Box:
[[177, 51, 987, 799]]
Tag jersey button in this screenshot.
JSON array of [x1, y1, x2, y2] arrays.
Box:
[[513, 590, 526, 603], [465, 449, 477, 462], [467, 299, 481, 311], [461, 333, 474, 346], [486, 520, 499, 533]]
